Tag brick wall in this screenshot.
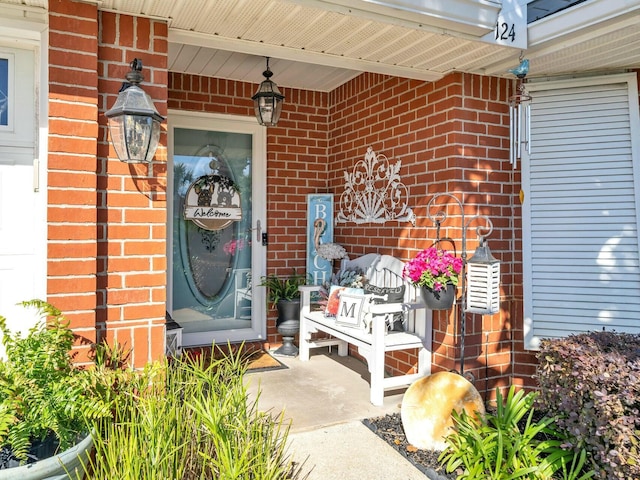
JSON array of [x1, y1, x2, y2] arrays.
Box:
[[169, 69, 536, 395], [48, 0, 100, 363], [265, 89, 330, 342], [328, 72, 535, 394], [48, 1, 168, 367], [97, 11, 168, 367]]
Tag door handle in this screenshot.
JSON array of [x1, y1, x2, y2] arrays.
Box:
[[250, 220, 266, 245], [254, 219, 261, 242]]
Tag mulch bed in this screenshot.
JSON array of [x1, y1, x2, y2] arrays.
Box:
[[363, 413, 455, 480]]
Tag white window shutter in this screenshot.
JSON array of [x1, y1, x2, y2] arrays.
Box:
[[523, 73, 640, 349]]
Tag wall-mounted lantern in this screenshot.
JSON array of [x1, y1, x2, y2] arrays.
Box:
[[105, 58, 164, 163], [252, 57, 284, 127]]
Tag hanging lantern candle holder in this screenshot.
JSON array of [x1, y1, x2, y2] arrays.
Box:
[[466, 234, 500, 315]]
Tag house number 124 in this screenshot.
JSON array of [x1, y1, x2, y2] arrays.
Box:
[[495, 22, 516, 42]]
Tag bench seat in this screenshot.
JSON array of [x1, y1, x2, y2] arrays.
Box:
[[299, 254, 432, 406], [302, 310, 425, 351]]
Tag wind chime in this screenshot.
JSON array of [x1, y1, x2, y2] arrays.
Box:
[[508, 58, 531, 169]]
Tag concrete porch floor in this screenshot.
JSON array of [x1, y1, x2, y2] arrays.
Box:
[[245, 350, 428, 479]]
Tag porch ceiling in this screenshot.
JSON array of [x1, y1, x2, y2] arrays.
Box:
[[2, 0, 640, 91]]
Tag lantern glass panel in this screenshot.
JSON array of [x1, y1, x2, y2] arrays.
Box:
[[125, 115, 152, 162], [252, 78, 283, 126], [107, 116, 127, 161]]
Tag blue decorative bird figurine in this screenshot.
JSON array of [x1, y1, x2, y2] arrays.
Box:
[[508, 58, 529, 78]]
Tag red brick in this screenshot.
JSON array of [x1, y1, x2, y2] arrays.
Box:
[[49, 0, 97, 18]]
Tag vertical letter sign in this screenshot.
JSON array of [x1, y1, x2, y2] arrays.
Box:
[[307, 194, 333, 286]]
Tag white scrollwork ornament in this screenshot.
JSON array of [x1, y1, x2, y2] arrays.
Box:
[[337, 147, 415, 226]]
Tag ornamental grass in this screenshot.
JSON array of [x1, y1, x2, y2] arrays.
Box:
[[82, 347, 299, 480]]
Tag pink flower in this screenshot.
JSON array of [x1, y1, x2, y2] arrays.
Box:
[[223, 238, 248, 255], [223, 239, 237, 255], [403, 247, 462, 292]]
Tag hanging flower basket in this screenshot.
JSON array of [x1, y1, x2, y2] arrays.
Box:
[[421, 284, 456, 310], [403, 246, 462, 310]]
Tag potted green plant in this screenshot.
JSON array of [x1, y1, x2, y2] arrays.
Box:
[[260, 271, 308, 356], [0, 300, 111, 479]]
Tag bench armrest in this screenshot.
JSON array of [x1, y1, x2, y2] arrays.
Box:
[[299, 285, 323, 313], [299, 285, 322, 293]]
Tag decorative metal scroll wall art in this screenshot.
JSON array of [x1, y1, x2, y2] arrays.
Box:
[[508, 58, 532, 169], [337, 147, 415, 225]]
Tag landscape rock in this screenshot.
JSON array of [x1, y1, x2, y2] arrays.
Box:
[[400, 371, 485, 450]]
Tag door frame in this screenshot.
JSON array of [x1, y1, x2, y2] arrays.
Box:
[[167, 110, 267, 346], [0, 21, 47, 340]]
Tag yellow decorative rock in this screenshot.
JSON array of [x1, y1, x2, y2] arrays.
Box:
[[400, 371, 485, 450]]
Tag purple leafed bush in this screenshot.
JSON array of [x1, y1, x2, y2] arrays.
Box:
[[536, 331, 640, 480]]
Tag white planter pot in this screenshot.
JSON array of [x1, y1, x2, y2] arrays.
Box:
[[0, 432, 93, 480]]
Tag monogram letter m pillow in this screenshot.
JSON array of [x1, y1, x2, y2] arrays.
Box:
[[336, 292, 368, 329]]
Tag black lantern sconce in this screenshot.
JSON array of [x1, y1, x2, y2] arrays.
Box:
[[252, 57, 284, 127], [105, 59, 165, 163]]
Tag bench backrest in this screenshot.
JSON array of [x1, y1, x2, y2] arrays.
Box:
[[343, 254, 419, 301], [341, 254, 427, 334]]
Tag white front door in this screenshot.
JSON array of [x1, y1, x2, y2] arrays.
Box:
[[168, 112, 267, 347], [0, 43, 46, 338]]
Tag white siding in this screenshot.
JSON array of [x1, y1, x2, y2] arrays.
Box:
[[523, 73, 640, 349]]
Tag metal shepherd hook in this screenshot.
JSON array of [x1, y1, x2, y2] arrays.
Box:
[[426, 193, 494, 379]]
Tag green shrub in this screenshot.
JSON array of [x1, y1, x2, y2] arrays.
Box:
[[536, 331, 640, 479], [0, 300, 111, 463], [85, 346, 300, 480], [439, 385, 594, 480]]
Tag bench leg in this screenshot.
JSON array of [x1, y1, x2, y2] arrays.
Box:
[[369, 352, 385, 406], [299, 319, 311, 361], [369, 316, 387, 406]]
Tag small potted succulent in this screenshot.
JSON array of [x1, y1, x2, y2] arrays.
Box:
[[260, 271, 308, 356], [403, 247, 463, 310], [0, 300, 111, 479]]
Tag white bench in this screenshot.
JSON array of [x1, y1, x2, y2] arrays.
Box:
[[298, 254, 432, 406]]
